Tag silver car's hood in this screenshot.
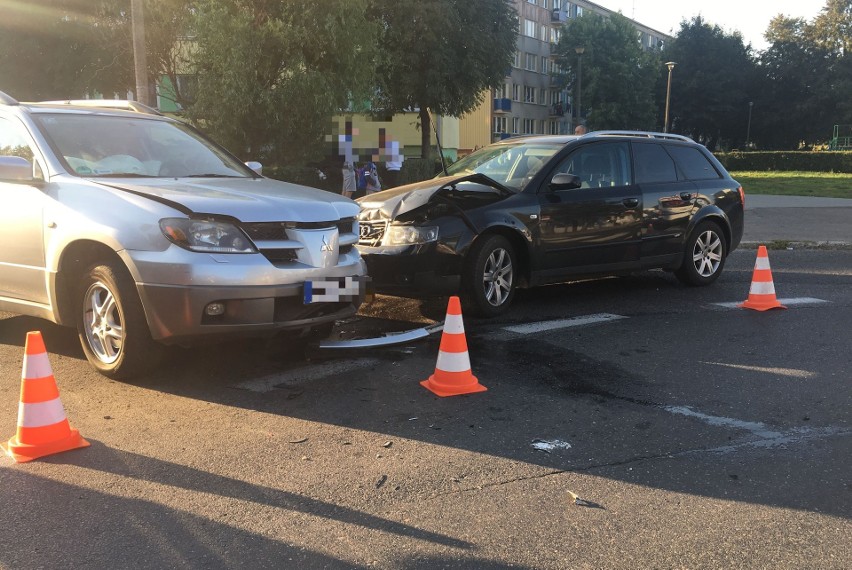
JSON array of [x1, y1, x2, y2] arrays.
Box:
[[100, 177, 359, 222], [356, 175, 467, 219]]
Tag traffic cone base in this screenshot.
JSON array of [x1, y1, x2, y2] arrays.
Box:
[[3, 331, 90, 463], [739, 245, 786, 311], [421, 296, 487, 397], [4, 427, 89, 463]]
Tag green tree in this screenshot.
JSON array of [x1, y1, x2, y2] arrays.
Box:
[[369, 0, 517, 159], [554, 11, 658, 131], [660, 17, 756, 150], [188, 0, 377, 164]]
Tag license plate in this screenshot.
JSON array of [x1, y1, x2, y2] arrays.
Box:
[[303, 276, 368, 304]]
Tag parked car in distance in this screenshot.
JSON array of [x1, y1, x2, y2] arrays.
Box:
[[0, 91, 367, 378], [357, 131, 744, 316]]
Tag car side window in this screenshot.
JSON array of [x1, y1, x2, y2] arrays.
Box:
[[633, 142, 678, 184], [0, 117, 35, 163], [665, 145, 721, 180], [550, 142, 632, 189]]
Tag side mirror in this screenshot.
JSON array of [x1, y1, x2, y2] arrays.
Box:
[[0, 156, 35, 182], [549, 173, 581, 191], [245, 161, 263, 175]]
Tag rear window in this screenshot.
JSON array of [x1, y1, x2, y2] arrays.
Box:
[[666, 145, 721, 180], [633, 143, 678, 184]]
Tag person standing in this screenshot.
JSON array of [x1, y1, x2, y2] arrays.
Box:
[[341, 156, 356, 198], [365, 162, 381, 194]]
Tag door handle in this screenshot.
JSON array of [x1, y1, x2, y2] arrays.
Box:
[[680, 192, 693, 201], [622, 198, 639, 208]]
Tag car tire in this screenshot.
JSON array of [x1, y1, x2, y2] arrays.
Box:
[[675, 220, 727, 286], [462, 234, 517, 317], [76, 262, 163, 379]]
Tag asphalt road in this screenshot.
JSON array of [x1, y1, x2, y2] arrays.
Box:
[[0, 198, 850, 569]]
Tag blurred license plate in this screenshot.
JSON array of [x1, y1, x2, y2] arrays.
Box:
[[303, 276, 367, 304]]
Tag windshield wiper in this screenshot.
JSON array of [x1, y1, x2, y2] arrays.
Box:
[[184, 173, 243, 178], [87, 173, 157, 179]]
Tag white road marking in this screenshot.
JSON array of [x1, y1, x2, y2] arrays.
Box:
[[713, 297, 828, 309], [700, 361, 816, 379], [233, 358, 382, 392], [503, 313, 627, 334], [663, 405, 782, 439]]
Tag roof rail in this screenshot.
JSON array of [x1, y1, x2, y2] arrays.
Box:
[[586, 130, 694, 143], [0, 91, 19, 105], [39, 99, 163, 116]]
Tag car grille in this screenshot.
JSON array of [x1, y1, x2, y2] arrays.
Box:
[[273, 297, 350, 322], [241, 220, 355, 265], [358, 220, 387, 247]]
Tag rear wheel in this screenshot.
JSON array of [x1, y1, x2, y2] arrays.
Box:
[[462, 234, 517, 317], [76, 262, 163, 378], [675, 221, 727, 286]]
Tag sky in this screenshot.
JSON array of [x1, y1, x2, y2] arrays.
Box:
[[592, 0, 826, 51]]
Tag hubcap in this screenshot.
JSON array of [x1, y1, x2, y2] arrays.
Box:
[[692, 230, 723, 277], [483, 248, 513, 306], [83, 281, 123, 364]]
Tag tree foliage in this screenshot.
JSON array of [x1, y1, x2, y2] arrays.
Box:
[[659, 17, 756, 150], [369, 0, 517, 158], [554, 12, 658, 131], [188, 0, 377, 163]]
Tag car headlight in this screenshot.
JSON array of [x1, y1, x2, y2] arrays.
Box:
[[160, 218, 257, 253], [382, 225, 439, 246]]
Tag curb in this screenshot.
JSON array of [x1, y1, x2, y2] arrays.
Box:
[[740, 240, 852, 251]]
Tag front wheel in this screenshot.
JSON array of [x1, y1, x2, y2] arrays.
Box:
[[76, 262, 163, 378], [462, 234, 517, 317], [675, 221, 727, 286]]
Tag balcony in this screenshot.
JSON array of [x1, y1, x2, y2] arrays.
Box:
[[551, 9, 568, 24], [493, 98, 512, 113]]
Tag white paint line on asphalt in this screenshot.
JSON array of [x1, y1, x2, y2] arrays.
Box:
[[663, 405, 782, 439], [700, 361, 816, 379], [713, 297, 828, 309], [503, 313, 627, 334], [233, 358, 382, 392]]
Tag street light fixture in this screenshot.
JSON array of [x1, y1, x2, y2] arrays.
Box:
[[746, 101, 754, 148], [664, 61, 676, 133], [575, 47, 585, 131]]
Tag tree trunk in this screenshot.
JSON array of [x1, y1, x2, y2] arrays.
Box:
[[419, 107, 432, 160]]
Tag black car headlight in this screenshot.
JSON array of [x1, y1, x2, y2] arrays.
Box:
[[160, 218, 257, 253], [383, 225, 439, 246]]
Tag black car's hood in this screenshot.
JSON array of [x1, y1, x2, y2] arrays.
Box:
[[356, 174, 511, 219]]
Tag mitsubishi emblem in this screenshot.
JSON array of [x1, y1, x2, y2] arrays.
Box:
[[320, 235, 333, 253]]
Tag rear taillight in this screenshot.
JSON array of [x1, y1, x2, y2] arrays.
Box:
[[737, 186, 745, 207]]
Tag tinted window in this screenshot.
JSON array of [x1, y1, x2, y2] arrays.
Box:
[[633, 143, 678, 184], [666, 145, 720, 180], [550, 142, 632, 189]]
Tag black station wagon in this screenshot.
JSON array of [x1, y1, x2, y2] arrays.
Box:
[[356, 131, 745, 316]]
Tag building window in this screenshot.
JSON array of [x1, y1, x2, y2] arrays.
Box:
[[512, 84, 520, 101], [524, 19, 536, 38], [493, 116, 507, 133], [523, 118, 534, 134], [525, 53, 537, 71], [512, 117, 520, 134], [541, 56, 548, 73], [524, 86, 536, 103], [539, 88, 547, 105], [514, 51, 521, 68], [549, 120, 560, 135]]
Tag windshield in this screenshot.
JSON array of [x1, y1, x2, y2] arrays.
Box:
[[34, 113, 254, 178], [446, 141, 562, 191]]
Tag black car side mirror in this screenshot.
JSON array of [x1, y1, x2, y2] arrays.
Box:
[[549, 173, 581, 191]]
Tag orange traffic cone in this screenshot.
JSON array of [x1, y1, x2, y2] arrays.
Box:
[[739, 245, 786, 311], [421, 296, 487, 397], [2, 331, 90, 463]]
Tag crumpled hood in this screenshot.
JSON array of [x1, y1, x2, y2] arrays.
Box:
[[100, 177, 359, 222], [356, 174, 472, 219]]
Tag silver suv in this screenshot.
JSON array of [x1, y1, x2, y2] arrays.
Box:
[[0, 92, 366, 378]]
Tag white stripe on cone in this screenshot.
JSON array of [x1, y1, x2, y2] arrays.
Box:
[[17, 398, 67, 428], [443, 313, 465, 335], [755, 256, 771, 270], [435, 350, 472, 373], [749, 281, 776, 295], [23, 351, 53, 380]]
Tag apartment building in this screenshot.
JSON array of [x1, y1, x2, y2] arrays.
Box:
[[460, 0, 670, 154]]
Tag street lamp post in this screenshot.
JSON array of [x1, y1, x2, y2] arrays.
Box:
[[664, 61, 676, 133], [746, 101, 754, 148], [575, 47, 584, 131]]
